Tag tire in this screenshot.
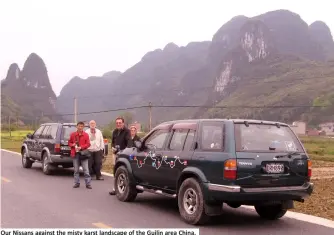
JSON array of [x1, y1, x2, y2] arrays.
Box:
[[114, 166, 137, 202], [255, 204, 287, 220], [42, 153, 53, 175], [178, 178, 210, 225], [22, 148, 33, 168]]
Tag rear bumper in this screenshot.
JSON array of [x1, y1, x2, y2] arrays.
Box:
[[49, 154, 73, 164], [204, 182, 314, 203]]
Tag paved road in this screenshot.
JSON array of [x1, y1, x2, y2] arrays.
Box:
[[1, 150, 334, 234]]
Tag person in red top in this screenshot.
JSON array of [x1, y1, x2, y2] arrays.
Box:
[[68, 121, 92, 189]]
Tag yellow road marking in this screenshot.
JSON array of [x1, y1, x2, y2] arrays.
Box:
[[92, 222, 112, 228], [1, 177, 11, 183]]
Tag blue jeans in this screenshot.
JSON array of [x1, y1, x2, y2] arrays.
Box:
[[73, 153, 91, 185]]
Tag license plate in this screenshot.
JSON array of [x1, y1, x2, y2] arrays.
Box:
[[61, 146, 70, 150], [265, 163, 284, 174]]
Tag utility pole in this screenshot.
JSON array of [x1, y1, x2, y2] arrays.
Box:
[[8, 115, 11, 137], [148, 102, 152, 131], [74, 97, 78, 123]]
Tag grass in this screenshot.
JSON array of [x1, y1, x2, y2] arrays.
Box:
[[0, 130, 32, 153], [299, 135, 334, 165]]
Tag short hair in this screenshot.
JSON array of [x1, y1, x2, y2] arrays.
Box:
[[130, 125, 137, 130], [115, 117, 124, 123], [77, 121, 85, 126]]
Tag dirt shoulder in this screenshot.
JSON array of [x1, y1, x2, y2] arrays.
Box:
[[292, 178, 334, 220]]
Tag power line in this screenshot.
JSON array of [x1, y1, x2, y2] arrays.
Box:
[[24, 104, 331, 118]]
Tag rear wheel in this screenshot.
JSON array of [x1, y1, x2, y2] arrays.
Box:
[[114, 166, 137, 202], [22, 148, 33, 168], [42, 153, 53, 175], [255, 204, 287, 220], [178, 178, 210, 225]]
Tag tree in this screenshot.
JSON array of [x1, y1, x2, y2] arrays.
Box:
[[102, 128, 112, 139], [119, 111, 134, 125]]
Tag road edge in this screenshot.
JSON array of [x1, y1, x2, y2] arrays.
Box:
[[1, 148, 334, 229]]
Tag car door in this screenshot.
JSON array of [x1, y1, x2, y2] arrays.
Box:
[[29, 125, 45, 159], [131, 128, 171, 186], [42, 125, 57, 156], [36, 125, 50, 160], [162, 123, 197, 189]]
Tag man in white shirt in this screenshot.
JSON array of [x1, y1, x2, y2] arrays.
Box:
[[86, 120, 105, 180]]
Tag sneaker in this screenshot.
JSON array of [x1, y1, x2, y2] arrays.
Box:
[[86, 185, 92, 189], [73, 184, 80, 188], [109, 189, 116, 195], [96, 176, 104, 180]]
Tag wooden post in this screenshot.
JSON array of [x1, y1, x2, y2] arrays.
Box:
[[148, 102, 152, 131]]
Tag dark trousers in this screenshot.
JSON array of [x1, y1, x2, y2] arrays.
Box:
[[88, 150, 103, 178]]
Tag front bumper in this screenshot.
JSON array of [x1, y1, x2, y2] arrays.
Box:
[[204, 182, 314, 202]]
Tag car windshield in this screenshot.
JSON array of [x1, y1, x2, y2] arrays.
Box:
[[235, 123, 304, 153], [61, 125, 89, 142]]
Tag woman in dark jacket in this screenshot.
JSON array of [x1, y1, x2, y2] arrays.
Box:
[[129, 125, 140, 147]]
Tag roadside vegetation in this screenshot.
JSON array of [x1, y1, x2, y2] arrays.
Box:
[[1, 129, 334, 220]]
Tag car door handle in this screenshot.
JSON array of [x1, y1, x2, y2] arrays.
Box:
[[198, 156, 206, 161]]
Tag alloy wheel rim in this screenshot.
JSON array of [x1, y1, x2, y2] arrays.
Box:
[[43, 157, 48, 172], [117, 173, 127, 193], [22, 150, 27, 164], [183, 188, 198, 215]]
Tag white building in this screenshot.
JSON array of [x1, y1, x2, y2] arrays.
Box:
[[290, 121, 306, 135]]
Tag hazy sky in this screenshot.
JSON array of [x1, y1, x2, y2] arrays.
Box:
[[0, 0, 333, 96]]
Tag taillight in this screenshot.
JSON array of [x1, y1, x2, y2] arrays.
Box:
[[55, 144, 60, 153], [307, 160, 312, 177], [224, 159, 237, 180]]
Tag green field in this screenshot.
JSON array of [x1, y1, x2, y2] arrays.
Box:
[[0, 130, 32, 153], [299, 136, 334, 165]]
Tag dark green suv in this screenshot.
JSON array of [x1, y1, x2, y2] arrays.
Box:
[[112, 119, 313, 225]]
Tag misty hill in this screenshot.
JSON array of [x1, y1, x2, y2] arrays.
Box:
[[1, 53, 58, 124], [50, 10, 334, 126], [55, 71, 122, 123]]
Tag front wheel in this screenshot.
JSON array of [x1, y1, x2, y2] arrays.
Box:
[[114, 166, 137, 202], [178, 178, 210, 225], [22, 148, 33, 168], [255, 204, 287, 220]]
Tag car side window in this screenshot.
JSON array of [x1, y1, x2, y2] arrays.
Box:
[[50, 125, 58, 139], [41, 125, 50, 138], [33, 126, 45, 138], [184, 130, 195, 151], [201, 122, 224, 150], [169, 129, 188, 151], [145, 129, 169, 150]]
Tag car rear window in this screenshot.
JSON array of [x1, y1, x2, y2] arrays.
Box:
[[61, 125, 89, 141], [235, 123, 304, 153]]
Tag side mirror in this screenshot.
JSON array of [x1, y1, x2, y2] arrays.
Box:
[[134, 141, 142, 149], [27, 134, 33, 139]]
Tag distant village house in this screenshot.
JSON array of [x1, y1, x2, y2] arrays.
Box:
[[318, 122, 334, 136], [290, 121, 306, 135]]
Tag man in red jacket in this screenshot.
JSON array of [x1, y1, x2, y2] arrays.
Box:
[[68, 121, 92, 189]]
